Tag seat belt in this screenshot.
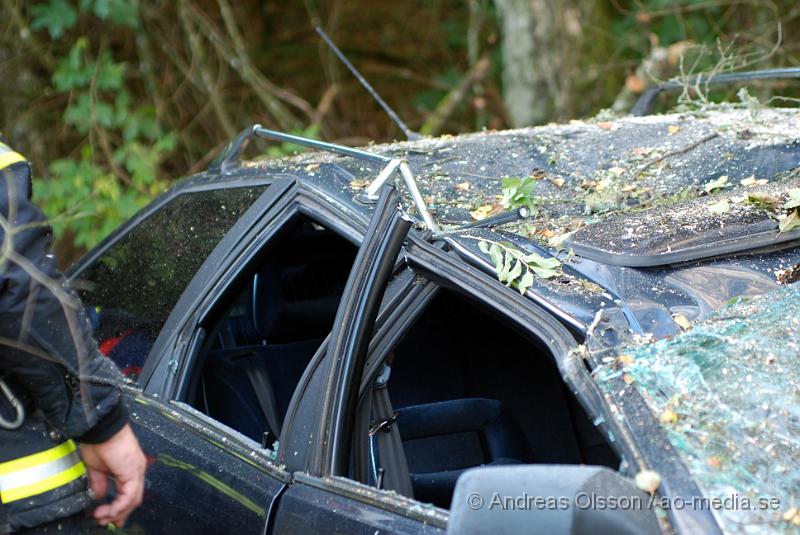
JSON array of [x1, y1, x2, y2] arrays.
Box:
[[368, 364, 414, 498], [244, 365, 283, 438]]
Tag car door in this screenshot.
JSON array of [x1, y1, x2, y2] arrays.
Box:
[[103, 178, 298, 534], [120, 178, 405, 534], [269, 187, 447, 534]]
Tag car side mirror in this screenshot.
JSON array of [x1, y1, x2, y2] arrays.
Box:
[[448, 465, 661, 535]]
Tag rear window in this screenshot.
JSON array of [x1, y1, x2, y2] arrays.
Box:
[[72, 186, 265, 378]]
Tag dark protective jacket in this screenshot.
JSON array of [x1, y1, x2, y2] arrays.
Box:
[[0, 143, 128, 533]]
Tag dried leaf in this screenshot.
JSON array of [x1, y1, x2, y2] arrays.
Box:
[[659, 408, 678, 425], [779, 210, 800, 234], [535, 228, 556, 238], [623, 374, 635, 385], [740, 175, 767, 187], [673, 313, 692, 331], [776, 263, 800, 285], [350, 178, 370, 189], [548, 231, 575, 249], [608, 166, 625, 177], [470, 204, 494, 220], [707, 199, 730, 215], [703, 175, 729, 194], [707, 456, 722, 469], [455, 182, 471, 192], [667, 125, 681, 135], [783, 507, 799, 524], [783, 188, 800, 210], [634, 470, 661, 493], [625, 73, 646, 93], [618, 354, 634, 365], [746, 192, 779, 208], [548, 176, 565, 188]]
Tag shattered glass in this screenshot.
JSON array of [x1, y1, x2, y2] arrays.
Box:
[[597, 285, 800, 534]]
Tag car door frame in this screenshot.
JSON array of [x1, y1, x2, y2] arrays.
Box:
[[140, 177, 371, 399], [117, 174, 395, 532]]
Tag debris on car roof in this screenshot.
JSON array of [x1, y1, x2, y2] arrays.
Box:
[[596, 285, 800, 534], [235, 106, 799, 333], [246, 107, 799, 247], [564, 168, 800, 266]]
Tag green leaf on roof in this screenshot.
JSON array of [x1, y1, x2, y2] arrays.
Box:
[[501, 176, 537, 213], [477, 239, 561, 293]]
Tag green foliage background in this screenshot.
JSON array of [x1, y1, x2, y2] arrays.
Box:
[[1, 0, 798, 262]]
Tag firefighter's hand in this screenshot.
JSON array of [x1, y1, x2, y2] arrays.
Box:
[[80, 424, 146, 528]]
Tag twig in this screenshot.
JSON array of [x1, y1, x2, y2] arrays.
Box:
[[1, 0, 57, 70], [177, 1, 237, 138], [192, 1, 313, 129], [634, 132, 720, 177], [420, 55, 492, 136]]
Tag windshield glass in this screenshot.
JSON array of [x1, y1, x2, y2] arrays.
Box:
[[595, 285, 800, 534], [71, 185, 265, 379]]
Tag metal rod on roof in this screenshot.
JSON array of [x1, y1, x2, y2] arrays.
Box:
[[254, 126, 391, 165], [364, 159, 403, 199], [316, 27, 419, 141], [399, 161, 438, 231], [458, 206, 531, 230]]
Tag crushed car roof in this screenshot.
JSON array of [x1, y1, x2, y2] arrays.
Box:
[[229, 106, 800, 335]]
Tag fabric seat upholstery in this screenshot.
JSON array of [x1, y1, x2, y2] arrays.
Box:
[[397, 398, 528, 508]]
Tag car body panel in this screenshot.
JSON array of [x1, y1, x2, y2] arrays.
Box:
[[122, 391, 287, 534], [274, 479, 445, 535]]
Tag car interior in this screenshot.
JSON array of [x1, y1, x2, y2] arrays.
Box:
[[370, 290, 619, 508], [189, 214, 619, 509]]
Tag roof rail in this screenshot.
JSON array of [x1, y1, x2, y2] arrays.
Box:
[[631, 67, 800, 116], [208, 125, 438, 231]]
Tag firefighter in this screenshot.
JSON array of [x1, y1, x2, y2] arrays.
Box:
[[0, 139, 146, 533]]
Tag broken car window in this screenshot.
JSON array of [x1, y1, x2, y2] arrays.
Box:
[[596, 285, 800, 534], [72, 185, 265, 380]]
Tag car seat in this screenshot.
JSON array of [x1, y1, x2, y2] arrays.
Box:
[[396, 398, 528, 508]]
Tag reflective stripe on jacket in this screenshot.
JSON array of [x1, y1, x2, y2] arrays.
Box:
[[0, 145, 25, 171], [0, 440, 86, 505]]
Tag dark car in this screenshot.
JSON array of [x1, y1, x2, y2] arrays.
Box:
[[67, 107, 800, 534]]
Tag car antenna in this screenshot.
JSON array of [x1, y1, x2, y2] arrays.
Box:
[[316, 27, 420, 140]]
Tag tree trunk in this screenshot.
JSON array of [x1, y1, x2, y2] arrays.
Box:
[[494, 0, 569, 127]]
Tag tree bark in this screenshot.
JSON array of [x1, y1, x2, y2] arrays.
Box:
[[494, 0, 568, 127]]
